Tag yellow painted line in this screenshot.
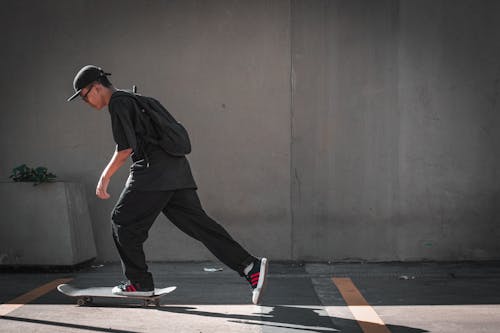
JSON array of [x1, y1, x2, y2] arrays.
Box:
[[332, 277, 391, 333], [0, 278, 73, 316]]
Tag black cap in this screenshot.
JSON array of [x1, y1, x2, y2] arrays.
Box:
[[67, 65, 111, 101]]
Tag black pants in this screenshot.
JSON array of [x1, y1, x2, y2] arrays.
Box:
[[111, 187, 255, 285]]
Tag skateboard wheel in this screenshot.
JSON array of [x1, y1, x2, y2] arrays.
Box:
[[142, 299, 159, 307], [76, 297, 93, 306]]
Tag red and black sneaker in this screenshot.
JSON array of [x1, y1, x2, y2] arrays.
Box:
[[111, 281, 154, 296], [244, 258, 269, 304]]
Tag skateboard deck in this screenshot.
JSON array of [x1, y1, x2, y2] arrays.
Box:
[[57, 284, 176, 306]]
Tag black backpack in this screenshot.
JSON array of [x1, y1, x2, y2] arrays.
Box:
[[113, 88, 192, 157]]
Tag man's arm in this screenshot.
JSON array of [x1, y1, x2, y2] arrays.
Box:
[[96, 147, 133, 200]]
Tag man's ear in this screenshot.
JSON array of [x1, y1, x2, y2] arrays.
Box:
[[93, 83, 102, 94]]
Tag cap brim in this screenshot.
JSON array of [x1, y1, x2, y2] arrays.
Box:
[[67, 89, 82, 102]]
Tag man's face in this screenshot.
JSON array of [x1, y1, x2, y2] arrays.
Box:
[[80, 83, 105, 110]]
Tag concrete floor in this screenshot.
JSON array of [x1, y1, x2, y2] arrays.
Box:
[[1, 261, 500, 332]]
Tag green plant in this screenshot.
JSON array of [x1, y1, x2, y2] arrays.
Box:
[[9, 164, 57, 185]]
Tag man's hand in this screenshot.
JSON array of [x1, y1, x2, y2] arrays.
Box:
[[96, 148, 132, 200], [96, 176, 111, 200]]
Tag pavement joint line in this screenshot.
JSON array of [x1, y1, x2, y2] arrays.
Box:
[[332, 277, 391, 333], [0, 277, 73, 317]]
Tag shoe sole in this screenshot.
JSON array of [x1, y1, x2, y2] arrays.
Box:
[[112, 291, 155, 297], [253, 257, 269, 305], [111, 287, 154, 297]]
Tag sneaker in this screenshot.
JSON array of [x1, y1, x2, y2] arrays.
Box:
[[111, 281, 154, 297], [244, 257, 269, 305]]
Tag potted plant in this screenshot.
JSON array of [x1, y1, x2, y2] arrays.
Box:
[[0, 164, 97, 267]]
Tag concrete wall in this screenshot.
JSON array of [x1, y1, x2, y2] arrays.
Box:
[[291, 0, 500, 260], [0, 0, 292, 262], [0, 0, 499, 262]]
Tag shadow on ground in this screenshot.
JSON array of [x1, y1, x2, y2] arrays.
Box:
[[4, 262, 500, 332], [1, 304, 428, 333]]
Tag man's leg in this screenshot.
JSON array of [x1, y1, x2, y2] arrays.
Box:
[[111, 187, 173, 287], [162, 188, 255, 276]]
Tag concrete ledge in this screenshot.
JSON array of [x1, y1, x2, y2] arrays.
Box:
[[0, 181, 96, 266]]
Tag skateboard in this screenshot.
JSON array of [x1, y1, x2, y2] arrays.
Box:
[[57, 284, 176, 306]]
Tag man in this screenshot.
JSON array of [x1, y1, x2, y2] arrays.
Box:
[[67, 65, 268, 304]]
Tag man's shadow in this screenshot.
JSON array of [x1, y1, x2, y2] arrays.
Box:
[[156, 303, 428, 333]]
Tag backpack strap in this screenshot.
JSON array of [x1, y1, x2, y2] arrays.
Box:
[[109, 90, 152, 166]]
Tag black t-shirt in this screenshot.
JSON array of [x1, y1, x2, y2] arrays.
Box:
[[108, 90, 197, 191]]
